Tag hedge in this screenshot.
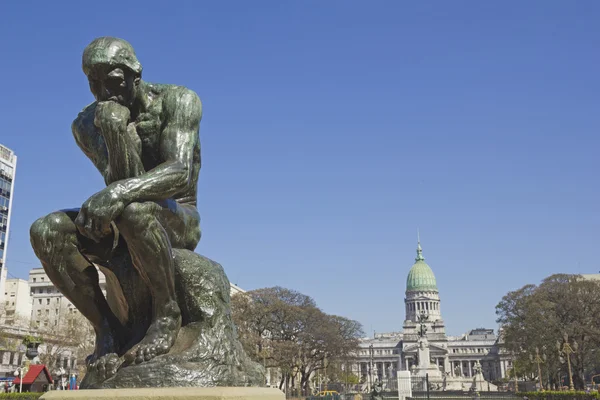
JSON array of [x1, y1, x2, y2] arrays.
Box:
[[0, 394, 43, 400], [520, 391, 600, 400]]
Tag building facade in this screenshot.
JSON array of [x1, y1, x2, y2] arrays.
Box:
[[2, 279, 32, 326], [353, 242, 512, 384], [28, 268, 106, 331], [0, 145, 17, 305]]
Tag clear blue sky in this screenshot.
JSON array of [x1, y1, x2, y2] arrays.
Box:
[[1, 1, 598, 336]]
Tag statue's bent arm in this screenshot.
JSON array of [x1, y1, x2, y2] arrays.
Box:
[[117, 88, 202, 205]]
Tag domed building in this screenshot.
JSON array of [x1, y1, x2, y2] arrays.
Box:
[[400, 241, 449, 373], [404, 242, 442, 324], [352, 240, 512, 389]]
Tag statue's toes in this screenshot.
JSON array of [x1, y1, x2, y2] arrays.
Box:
[[144, 347, 156, 361]]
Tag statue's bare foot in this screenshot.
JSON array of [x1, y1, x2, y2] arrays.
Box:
[[124, 303, 181, 365], [81, 326, 125, 387], [87, 353, 122, 381]]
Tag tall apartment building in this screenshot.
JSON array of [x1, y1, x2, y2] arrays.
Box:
[[0, 144, 17, 304]]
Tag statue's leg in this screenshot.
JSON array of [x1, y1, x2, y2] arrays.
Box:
[[30, 209, 129, 359], [117, 199, 200, 365]]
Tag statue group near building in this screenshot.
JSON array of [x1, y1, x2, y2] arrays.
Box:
[[29, 37, 263, 389]]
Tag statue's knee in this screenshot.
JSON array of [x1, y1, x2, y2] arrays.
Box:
[[30, 212, 74, 257], [118, 202, 152, 230]]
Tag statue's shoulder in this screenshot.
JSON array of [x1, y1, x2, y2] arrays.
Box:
[[149, 83, 201, 118], [72, 102, 98, 136]]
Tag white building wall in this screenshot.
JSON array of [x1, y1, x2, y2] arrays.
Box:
[[0, 144, 17, 306], [3, 278, 32, 325]]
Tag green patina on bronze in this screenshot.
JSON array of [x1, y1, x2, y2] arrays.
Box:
[[406, 243, 438, 292], [30, 37, 262, 388]]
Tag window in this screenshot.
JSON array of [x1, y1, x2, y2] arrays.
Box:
[[46, 288, 51, 294], [56, 298, 59, 304], [37, 310, 41, 316], [33, 278, 36, 283], [38, 299, 42, 305], [55, 308, 59, 315], [46, 299, 50, 305], [41, 277, 44, 282], [45, 309, 49, 315]]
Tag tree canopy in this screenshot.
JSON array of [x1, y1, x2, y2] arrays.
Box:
[[231, 286, 363, 394], [496, 274, 600, 389]]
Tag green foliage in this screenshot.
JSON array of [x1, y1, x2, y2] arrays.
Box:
[[496, 274, 600, 389], [0, 394, 44, 400], [21, 335, 42, 347], [520, 391, 600, 400]]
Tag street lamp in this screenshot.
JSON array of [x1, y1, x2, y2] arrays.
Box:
[[14, 366, 27, 393], [557, 333, 578, 391], [529, 347, 547, 391]]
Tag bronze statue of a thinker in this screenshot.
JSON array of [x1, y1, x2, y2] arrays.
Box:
[[30, 37, 260, 388]]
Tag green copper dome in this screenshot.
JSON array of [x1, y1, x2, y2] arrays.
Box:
[[406, 242, 438, 292]]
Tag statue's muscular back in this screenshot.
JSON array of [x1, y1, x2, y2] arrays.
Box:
[[72, 82, 201, 206]]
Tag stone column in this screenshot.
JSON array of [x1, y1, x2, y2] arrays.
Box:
[[460, 360, 464, 377], [444, 355, 451, 375], [468, 361, 473, 378]]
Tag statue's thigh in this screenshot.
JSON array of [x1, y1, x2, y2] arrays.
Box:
[[153, 199, 200, 250]]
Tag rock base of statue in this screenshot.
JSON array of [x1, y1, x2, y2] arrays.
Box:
[[80, 250, 264, 389], [40, 387, 285, 400]]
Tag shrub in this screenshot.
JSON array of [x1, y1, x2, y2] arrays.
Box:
[[0, 394, 44, 400], [520, 391, 600, 400]]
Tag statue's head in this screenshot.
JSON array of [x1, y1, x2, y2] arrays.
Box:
[[82, 37, 143, 107]]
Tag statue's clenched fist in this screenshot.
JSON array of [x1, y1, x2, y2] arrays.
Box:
[[75, 183, 126, 243]]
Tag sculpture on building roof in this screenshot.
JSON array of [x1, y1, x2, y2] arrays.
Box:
[[417, 310, 429, 338], [29, 36, 262, 389]]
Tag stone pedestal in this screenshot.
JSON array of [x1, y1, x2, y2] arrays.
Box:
[[40, 387, 285, 400]]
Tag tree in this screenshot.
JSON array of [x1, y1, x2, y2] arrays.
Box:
[[231, 287, 363, 395], [496, 274, 600, 389], [35, 304, 95, 377]]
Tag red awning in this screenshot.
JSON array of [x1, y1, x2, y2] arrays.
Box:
[[14, 364, 53, 385]]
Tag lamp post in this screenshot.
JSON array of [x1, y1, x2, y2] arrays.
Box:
[[557, 333, 578, 391], [529, 347, 547, 391], [13, 366, 27, 393]]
